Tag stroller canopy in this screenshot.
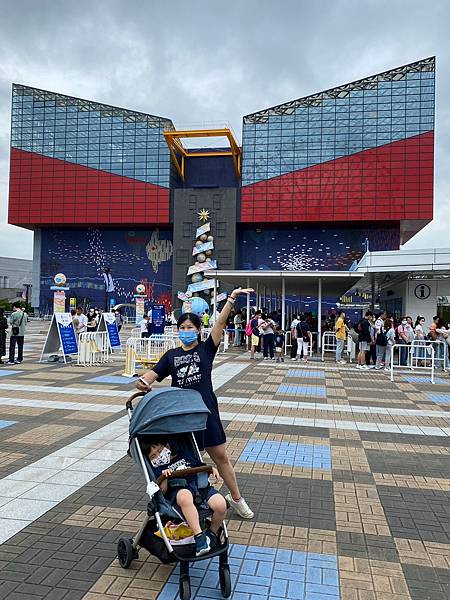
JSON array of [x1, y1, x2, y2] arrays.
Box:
[[129, 388, 210, 438]]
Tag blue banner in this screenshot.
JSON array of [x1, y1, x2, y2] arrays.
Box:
[[151, 304, 166, 335], [55, 313, 78, 355], [103, 313, 121, 348]]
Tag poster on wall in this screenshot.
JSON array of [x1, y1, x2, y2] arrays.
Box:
[[53, 291, 66, 313], [150, 304, 166, 335], [97, 312, 121, 349], [40, 312, 78, 363], [135, 297, 146, 323]]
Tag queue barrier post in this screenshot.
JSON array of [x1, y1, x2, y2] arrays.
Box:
[[390, 343, 435, 384], [77, 332, 110, 366]]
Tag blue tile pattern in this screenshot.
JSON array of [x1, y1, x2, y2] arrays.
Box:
[[287, 370, 325, 379], [277, 384, 326, 397], [402, 376, 447, 384], [157, 544, 340, 600], [0, 370, 22, 377], [87, 375, 135, 385], [239, 440, 331, 470], [428, 393, 450, 405], [0, 420, 17, 430]]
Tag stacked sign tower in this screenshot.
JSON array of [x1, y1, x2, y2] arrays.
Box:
[[179, 209, 219, 313]]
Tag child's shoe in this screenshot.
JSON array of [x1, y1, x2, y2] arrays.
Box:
[[194, 532, 211, 556], [206, 528, 219, 549]]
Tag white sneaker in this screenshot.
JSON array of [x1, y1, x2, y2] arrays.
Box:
[[338, 360, 346, 364], [225, 494, 254, 519], [291, 358, 297, 361]]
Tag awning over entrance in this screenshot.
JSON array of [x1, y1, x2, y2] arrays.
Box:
[[204, 270, 365, 348]]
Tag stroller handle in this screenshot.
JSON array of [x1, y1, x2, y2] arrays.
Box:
[[156, 465, 213, 486], [126, 391, 146, 411]]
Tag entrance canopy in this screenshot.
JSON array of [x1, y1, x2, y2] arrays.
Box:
[[205, 270, 364, 297], [204, 270, 365, 347]]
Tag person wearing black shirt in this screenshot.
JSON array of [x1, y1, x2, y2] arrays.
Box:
[[137, 287, 255, 520], [357, 310, 373, 369]]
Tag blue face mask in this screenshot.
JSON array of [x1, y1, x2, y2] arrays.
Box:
[[179, 330, 198, 345]]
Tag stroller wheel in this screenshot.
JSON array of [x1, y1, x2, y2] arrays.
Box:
[[219, 565, 231, 598], [117, 538, 135, 569], [179, 576, 191, 600]]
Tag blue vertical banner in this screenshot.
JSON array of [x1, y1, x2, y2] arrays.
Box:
[[55, 313, 78, 355], [102, 312, 121, 348], [151, 304, 166, 335]]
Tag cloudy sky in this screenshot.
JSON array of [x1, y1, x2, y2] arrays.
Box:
[[0, 0, 448, 259]]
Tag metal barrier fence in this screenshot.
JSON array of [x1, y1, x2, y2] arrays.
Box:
[[123, 335, 177, 377], [77, 332, 110, 366], [321, 332, 354, 362], [390, 342, 435, 384], [410, 339, 447, 371]]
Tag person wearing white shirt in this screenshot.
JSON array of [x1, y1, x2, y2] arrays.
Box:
[[75, 307, 88, 335], [290, 315, 300, 360], [139, 315, 150, 338]]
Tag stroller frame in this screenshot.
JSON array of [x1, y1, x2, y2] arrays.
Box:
[[117, 393, 231, 600]]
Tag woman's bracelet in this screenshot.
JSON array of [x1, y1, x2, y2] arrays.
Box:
[[227, 297, 236, 305]]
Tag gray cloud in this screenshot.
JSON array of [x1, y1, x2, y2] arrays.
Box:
[[0, 0, 449, 258]]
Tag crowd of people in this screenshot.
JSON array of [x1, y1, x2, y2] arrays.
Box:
[[333, 309, 450, 370]]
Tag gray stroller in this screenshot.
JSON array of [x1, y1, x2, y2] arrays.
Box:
[[117, 388, 231, 600]]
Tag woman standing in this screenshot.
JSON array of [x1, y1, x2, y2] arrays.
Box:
[[136, 287, 254, 519], [261, 314, 276, 360], [414, 315, 426, 366], [0, 308, 8, 364]]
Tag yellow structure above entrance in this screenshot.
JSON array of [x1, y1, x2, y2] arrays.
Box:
[[163, 128, 241, 181]]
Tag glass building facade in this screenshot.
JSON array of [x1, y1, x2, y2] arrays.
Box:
[[241, 57, 435, 227], [9, 85, 174, 226]]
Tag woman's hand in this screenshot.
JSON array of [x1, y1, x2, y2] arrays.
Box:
[[210, 467, 222, 483], [162, 469, 173, 478], [135, 371, 158, 392], [230, 287, 254, 299]]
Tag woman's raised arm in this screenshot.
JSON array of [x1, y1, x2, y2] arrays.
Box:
[[210, 287, 254, 346]]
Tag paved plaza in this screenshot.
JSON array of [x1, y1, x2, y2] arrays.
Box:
[[1, 323, 450, 600]]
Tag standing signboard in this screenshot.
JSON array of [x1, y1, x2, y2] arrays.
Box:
[[97, 312, 121, 350], [150, 304, 165, 335], [40, 313, 78, 363]]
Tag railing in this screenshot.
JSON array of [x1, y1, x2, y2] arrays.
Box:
[[321, 332, 353, 362], [77, 332, 110, 366], [390, 343, 435, 384], [410, 339, 447, 372], [123, 335, 177, 377]]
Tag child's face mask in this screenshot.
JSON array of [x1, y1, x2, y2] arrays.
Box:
[[150, 446, 171, 467]]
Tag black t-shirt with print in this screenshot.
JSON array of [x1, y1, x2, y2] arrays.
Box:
[[151, 335, 225, 450]]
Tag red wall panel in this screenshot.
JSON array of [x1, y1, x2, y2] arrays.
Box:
[[8, 148, 170, 227], [241, 132, 434, 224]]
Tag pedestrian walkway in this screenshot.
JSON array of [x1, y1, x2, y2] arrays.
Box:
[[1, 322, 450, 599]]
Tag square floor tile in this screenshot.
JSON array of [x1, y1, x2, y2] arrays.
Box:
[[277, 384, 326, 397], [428, 393, 450, 404], [287, 370, 325, 379], [238, 439, 332, 470], [0, 369, 22, 377], [86, 375, 135, 385], [0, 420, 17, 430], [0, 518, 31, 544], [157, 544, 339, 599], [402, 376, 447, 384]]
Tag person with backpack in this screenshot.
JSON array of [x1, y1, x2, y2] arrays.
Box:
[[8, 303, 27, 365], [356, 310, 373, 369], [247, 310, 262, 359], [296, 315, 312, 362], [375, 319, 388, 370]]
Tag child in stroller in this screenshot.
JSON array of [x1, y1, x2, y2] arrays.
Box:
[[140, 437, 227, 556], [118, 388, 232, 600]]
